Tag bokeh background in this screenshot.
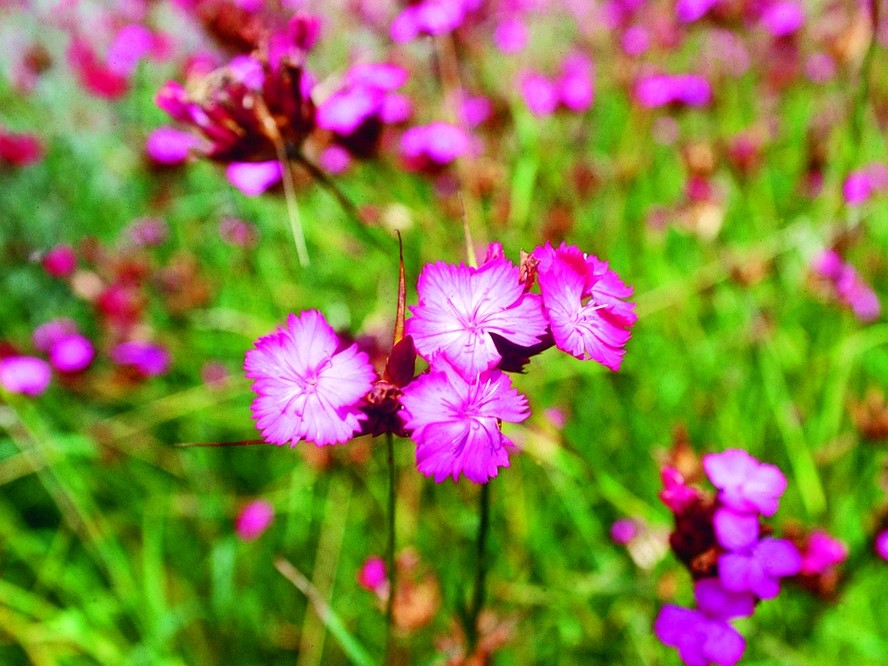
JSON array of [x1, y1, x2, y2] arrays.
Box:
[[1, 0, 888, 663]]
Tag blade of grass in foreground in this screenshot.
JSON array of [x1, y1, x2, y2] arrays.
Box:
[[274, 558, 374, 666]]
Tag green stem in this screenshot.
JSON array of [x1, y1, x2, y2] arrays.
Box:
[[851, 0, 879, 148], [271, 142, 310, 267], [384, 433, 397, 662], [466, 481, 491, 652]]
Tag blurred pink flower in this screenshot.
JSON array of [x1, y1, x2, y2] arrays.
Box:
[[219, 217, 259, 247], [812, 249, 881, 322], [42, 245, 77, 277], [760, 1, 804, 37], [0, 356, 51, 396], [111, 341, 170, 376], [226, 161, 283, 196], [703, 449, 787, 516], [0, 129, 43, 166], [357, 556, 388, 592], [319, 145, 352, 174], [718, 538, 802, 599], [610, 518, 639, 545], [48, 334, 95, 373], [676, 0, 719, 23], [399, 122, 471, 169], [634, 73, 712, 108], [235, 500, 274, 541], [875, 530, 888, 561], [799, 530, 848, 575], [145, 127, 201, 166], [494, 18, 528, 53], [244, 311, 376, 446], [519, 71, 560, 117]]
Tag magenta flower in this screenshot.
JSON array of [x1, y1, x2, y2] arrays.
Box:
[[145, 127, 201, 166], [634, 74, 712, 109], [693, 578, 755, 621], [405, 258, 548, 378], [235, 500, 274, 541], [111, 341, 171, 377], [760, 1, 804, 38], [219, 217, 259, 247], [533, 243, 636, 371], [33, 319, 78, 352], [676, 0, 720, 23], [319, 145, 352, 174], [0, 356, 51, 396], [0, 129, 44, 166], [400, 360, 529, 483], [713, 507, 760, 551], [494, 18, 528, 54], [610, 518, 639, 545], [244, 311, 376, 447], [703, 449, 787, 516], [843, 171, 873, 205], [718, 537, 802, 599], [519, 71, 560, 117], [654, 605, 746, 666], [125, 217, 169, 247], [557, 54, 594, 113], [226, 161, 283, 196], [799, 530, 848, 575], [42, 245, 77, 278], [659, 466, 702, 512], [812, 249, 881, 322], [399, 122, 471, 169], [875, 530, 888, 561], [48, 334, 95, 373], [357, 556, 388, 592]]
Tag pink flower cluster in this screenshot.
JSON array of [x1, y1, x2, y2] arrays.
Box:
[[812, 249, 881, 323], [656, 450, 802, 665], [519, 53, 595, 117], [244, 243, 635, 484]]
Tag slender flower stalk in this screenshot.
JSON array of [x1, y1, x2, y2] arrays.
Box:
[[466, 480, 491, 652], [384, 432, 397, 660], [269, 127, 311, 267]]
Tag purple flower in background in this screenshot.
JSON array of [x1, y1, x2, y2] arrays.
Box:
[[843, 170, 873, 205], [33, 319, 78, 352], [235, 500, 274, 541], [676, 0, 720, 23], [111, 341, 170, 377], [654, 605, 746, 666], [0, 356, 51, 396], [145, 127, 201, 166], [610, 518, 639, 545], [693, 578, 755, 620], [42, 245, 77, 278], [812, 250, 881, 322], [718, 537, 802, 599], [659, 466, 702, 512], [875, 530, 888, 561], [48, 334, 95, 373], [799, 530, 848, 575], [534, 243, 636, 371], [317, 87, 381, 136], [703, 449, 787, 516], [713, 507, 760, 551], [357, 556, 388, 592], [126, 217, 169, 246], [520, 71, 560, 117], [400, 122, 471, 168], [400, 359, 529, 483], [405, 258, 548, 378], [319, 145, 352, 174], [219, 217, 259, 247], [558, 53, 595, 113], [226, 161, 283, 196], [244, 311, 376, 446], [621, 26, 651, 56], [760, 1, 805, 38], [494, 18, 528, 53], [635, 74, 712, 109]]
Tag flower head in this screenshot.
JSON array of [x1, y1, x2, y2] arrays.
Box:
[[0, 356, 51, 396], [400, 359, 529, 483], [718, 537, 802, 599], [357, 556, 388, 592], [235, 500, 274, 541], [533, 242, 636, 371], [406, 258, 547, 378], [703, 449, 787, 516], [244, 310, 376, 446], [654, 605, 746, 666]]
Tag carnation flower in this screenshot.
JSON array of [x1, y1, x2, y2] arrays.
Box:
[[718, 537, 802, 599], [357, 556, 388, 592], [533, 243, 636, 371], [799, 530, 848, 575], [713, 507, 761, 551], [0, 356, 51, 396], [703, 449, 787, 516], [654, 605, 746, 666], [244, 310, 376, 446], [235, 500, 274, 541], [400, 359, 529, 483], [111, 341, 171, 376], [405, 258, 548, 378]]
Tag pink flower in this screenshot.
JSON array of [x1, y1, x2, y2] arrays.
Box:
[[0, 130, 43, 166], [557, 54, 594, 113], [875, 530, 888, 561], [0, 356, 52, 396], [357, 556, 388, 592], [654, 605, 746, 666], [533, 243, 636, 371], [219, 217, 259, 247], [760, 1, 804, 38], [718, 538, 802, 599], [235, 500, 274, 541], [319, 145, 352, 174], [48, 334, 95, 373], [494, 18, 528, 54], [713, 507, 760, 551], [42, 245, 77, 277], [400, 359, 529, 483], [111, 341, 171, 376], [799, 530, 848, 575], [703, 449, 787, 516], [399, 122, 471, 168], [519, 71, 559, 117], [226, 161, 283, 196], [610, 518, 639, 545], [145, 127, 201, 166], [676, 0, 720, 23], [812, 250, 881, 322], [405, 258, 548, 378], [244, 311, 376, 446]]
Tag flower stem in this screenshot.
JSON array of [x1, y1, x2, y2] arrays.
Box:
[[384, 432, 397, 662], [466, 480, 491, 652], [851, 0, 879, 147]]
